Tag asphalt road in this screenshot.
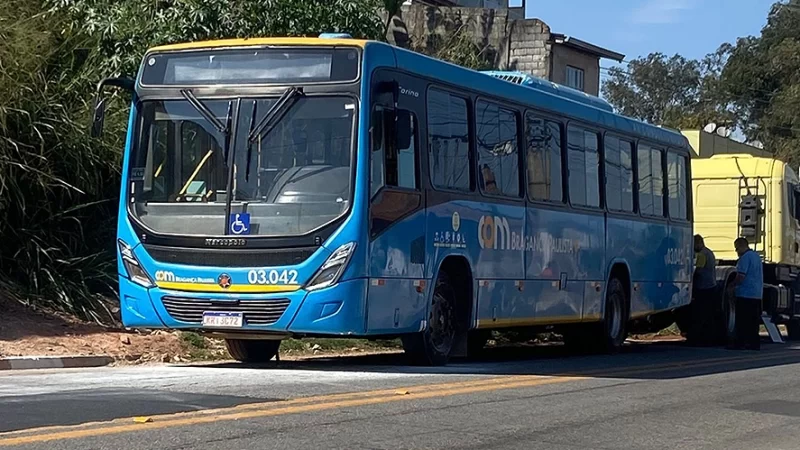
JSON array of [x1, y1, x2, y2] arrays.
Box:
[[2, 340, 800, 450]]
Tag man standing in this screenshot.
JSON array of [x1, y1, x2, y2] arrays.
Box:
[[691, 235, 717, 343], [732, 237, 763, 350]]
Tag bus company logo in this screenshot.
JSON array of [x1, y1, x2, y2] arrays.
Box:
[[154, 271, 215, 284], [434, 212, 466, 249], [154, 271, 175, 282], [478, 215, 524, 251], [217, 273, 232, 289], [205, 238, 246, 247]]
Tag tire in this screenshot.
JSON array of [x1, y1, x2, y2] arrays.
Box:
[[719, 280, 737, 345], [787, 319, 800, 341], [225, 339, 281, 363], [564, 277, 628, 353], [402, 271, 457, 366], [466, 330, 491, 359], [599, 277, 629, 352]]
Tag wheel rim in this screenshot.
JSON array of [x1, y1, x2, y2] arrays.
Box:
[[430, 289, 455, 354], [609, 292, 623, 341], [725, 290, 736, 337]]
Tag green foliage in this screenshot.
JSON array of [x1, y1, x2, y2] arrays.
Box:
[[2, 0, 387, 323], [0, 0, 121, 322], [48, 0, 386, 76], [180, 331, 206, 349], [601, 51, 734, 130], [721, 0, 800, 165]]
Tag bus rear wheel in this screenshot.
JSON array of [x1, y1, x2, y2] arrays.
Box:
[[225, 339, 281, 363], [402, 271, 457, 366]]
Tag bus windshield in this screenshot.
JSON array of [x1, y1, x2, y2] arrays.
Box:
[[129, 96, 355, 237]]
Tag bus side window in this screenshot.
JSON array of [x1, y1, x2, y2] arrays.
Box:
[[395, 110, 418, 190], [371, 108, 418, 198], [567, 125, 600, 207], [370, 108, 386, 198]]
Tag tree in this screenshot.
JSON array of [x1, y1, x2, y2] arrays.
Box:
[[48, 0, 387, 77], [1, 0, 389, 322], [721, 0, 800, 164], [602, 51, 733, 130]]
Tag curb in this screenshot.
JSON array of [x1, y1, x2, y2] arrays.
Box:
[[0, 355, 114, 371]]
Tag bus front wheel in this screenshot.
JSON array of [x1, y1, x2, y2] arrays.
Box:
[[402, 271, 457, 366], [225, 339, 281, 363]]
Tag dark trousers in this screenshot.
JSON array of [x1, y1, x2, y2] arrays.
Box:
[[733, 297, 762, 350]]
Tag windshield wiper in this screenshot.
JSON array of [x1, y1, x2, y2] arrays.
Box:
[[181, 89, 234, 164], [244, 87, 303, 183], [245, 100, 258, 183], [247, 87, 304, 143]]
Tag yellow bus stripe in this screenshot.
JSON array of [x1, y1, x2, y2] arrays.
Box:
[[155, 282, 301, 294]]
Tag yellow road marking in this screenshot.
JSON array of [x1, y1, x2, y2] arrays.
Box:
[[0, 376, 530, 437], [1, 351, 798, 446]]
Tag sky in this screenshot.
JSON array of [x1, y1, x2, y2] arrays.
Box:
[[511, 0, 776, 69]]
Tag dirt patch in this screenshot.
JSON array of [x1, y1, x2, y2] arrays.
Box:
[[0, 299, 189, 363], [0, 298, 401, 364]]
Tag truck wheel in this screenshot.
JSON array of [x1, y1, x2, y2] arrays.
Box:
[[787, 319, 800, 341], [402, 271, 456, 366], [225, 339, 281, 363]]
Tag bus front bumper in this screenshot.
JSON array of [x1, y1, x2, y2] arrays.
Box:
[[119, 276, 369, 336]]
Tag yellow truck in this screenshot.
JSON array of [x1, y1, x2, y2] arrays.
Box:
[[686, 129, 800, 341]]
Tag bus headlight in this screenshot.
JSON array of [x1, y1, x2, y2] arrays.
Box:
[[118, 240, 154, 288], [305, 242, 356, 292]]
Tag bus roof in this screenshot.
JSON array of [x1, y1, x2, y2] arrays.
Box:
[[377, 42, 690, 150], [148, 37, 368, 52], [145, 37, 689, 150]]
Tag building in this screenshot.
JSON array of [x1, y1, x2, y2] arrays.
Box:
[[395, 2, 624, 96], [548, 34, 624, 96], [404, 0, 525, 19]]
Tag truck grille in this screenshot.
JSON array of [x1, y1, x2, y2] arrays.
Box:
[[161, 296, 291, 325]]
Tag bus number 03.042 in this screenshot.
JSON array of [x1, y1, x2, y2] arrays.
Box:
[[247, 269, 299, 285]]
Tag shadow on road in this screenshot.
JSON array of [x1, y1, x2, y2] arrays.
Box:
[[192, 339, 800, 381]]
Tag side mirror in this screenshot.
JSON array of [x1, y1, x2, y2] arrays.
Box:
[[90, 96, 107, 138], [90, 76, 135, 138], [396, 109, 412, 150]]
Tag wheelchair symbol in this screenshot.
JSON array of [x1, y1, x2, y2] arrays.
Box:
[[229, 213, 250, 235]]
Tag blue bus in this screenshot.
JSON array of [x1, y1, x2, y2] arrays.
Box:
[[92, 35, 693, 365]]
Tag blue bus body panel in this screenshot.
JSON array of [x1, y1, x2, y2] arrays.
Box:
[[118, 40, 693, 337]]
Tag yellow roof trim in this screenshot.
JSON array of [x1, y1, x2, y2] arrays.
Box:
[[149, 37, 369, 53]]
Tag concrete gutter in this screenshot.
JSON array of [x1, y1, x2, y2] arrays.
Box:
[[0, 355, 113, 371]]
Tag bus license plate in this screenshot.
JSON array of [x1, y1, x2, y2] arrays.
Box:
[[202, 312, 243, 328]]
